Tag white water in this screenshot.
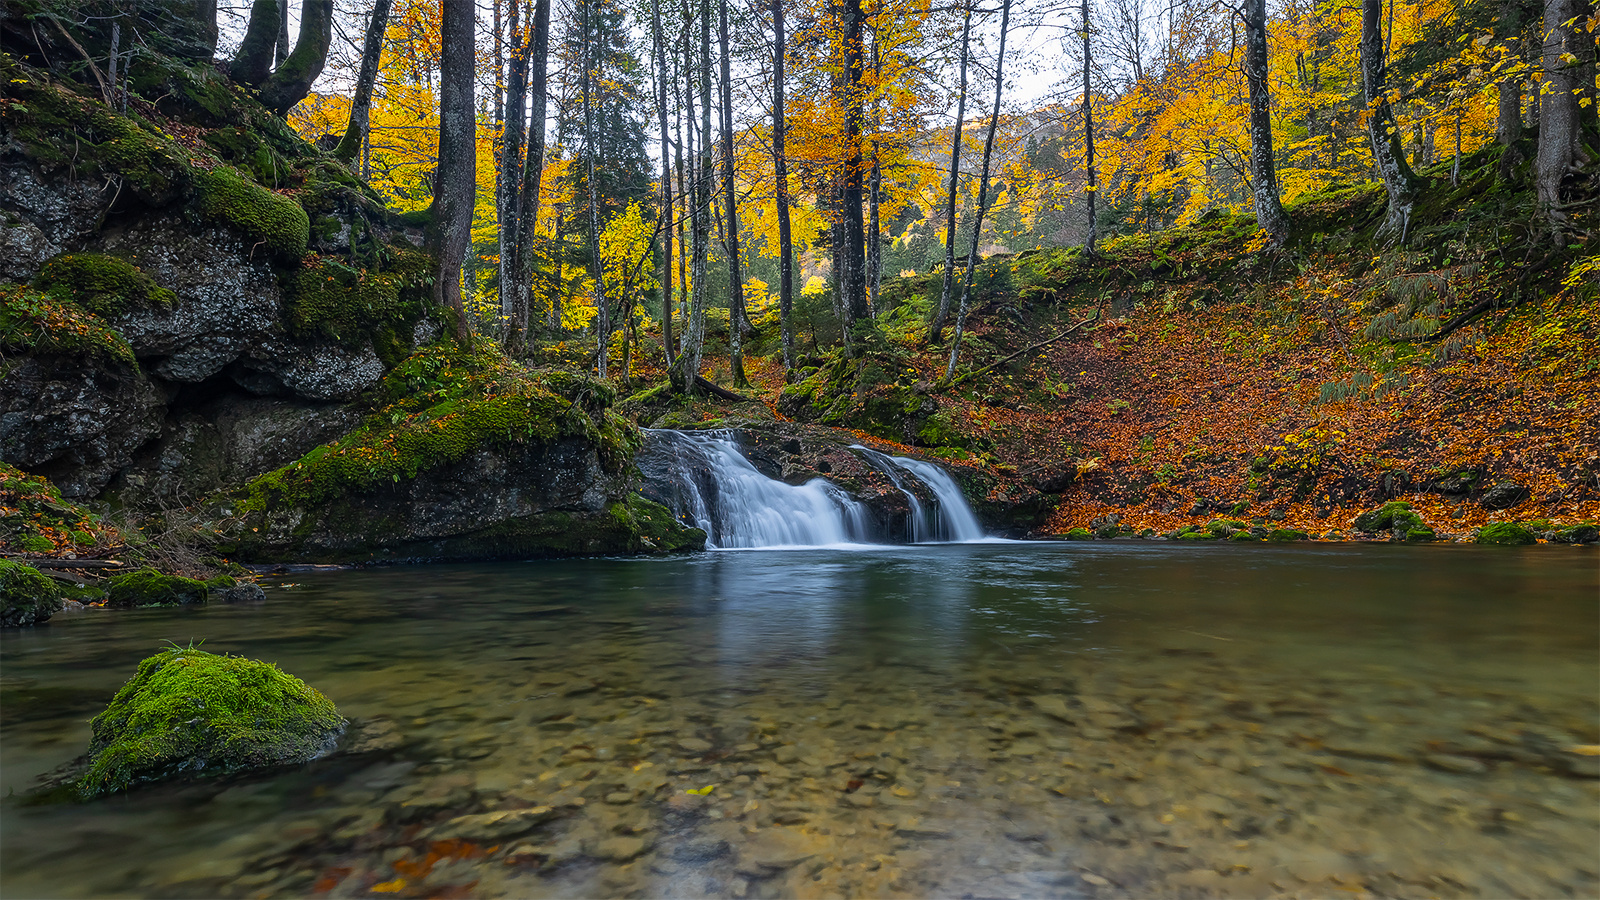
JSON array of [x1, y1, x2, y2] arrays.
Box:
[[852, 446, 986, 543], [643, 430, 985, 549]]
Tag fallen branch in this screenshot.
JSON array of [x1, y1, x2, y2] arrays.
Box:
[[937, 310, 1101, 392], [4, 557, 126, 569], [47, 16, 112, 106], [694, 375, 755, 403]]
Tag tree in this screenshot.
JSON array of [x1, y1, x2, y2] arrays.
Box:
[[771, 0, 796, 369], [947, 0, 1011, 378], [259, 0, 333, 115], [513, 0, 553, 343], [231, 0, 281, 87], [429, 0, 476, 345], [1535, 0, 1585, 227], [500, 0, 530, 350], [1082, 0, 1097, 253], [1361, 0, 1420, 243], [833, 0, 870, 336], [926, 0, 974, 343], [719, 0, 750, 388], [334, 0, 393, 162], [653, 0, 676, 367], [1240, 0, 1291, 246]]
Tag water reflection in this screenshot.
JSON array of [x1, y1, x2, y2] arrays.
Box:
[[1, 543, 1595, 898]]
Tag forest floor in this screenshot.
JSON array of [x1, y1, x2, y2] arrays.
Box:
[[625, 161, 1599, 542]]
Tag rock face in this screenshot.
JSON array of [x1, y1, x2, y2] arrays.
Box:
[[77, 648, 345, 797]]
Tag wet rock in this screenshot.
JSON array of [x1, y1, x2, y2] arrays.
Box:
[[590, 835, 651, 862], [429, 807, 559, 842], [736, 828, 820, 875], [1323, 742, 1411, 764], [1480, 481, 1530, 510], [678, 737, 713, 754], [1423, 754, 1489, 775], [1030, 694, 1073, 722]]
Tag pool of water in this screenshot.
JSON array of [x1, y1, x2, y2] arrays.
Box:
[[2, 543, 1596, 898]]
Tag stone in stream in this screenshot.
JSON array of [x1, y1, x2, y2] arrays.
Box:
[[1423, 754, 1489, 775], [427, 807, 559, 841], [678, 737, 713, 754]]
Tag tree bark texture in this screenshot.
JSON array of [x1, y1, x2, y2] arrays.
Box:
[[259, 0, 332, 115], [515, 0, 552, 336], [653, 0, 675, 369], [430, 0, 476, 344], [1083, 0, 1097, 252], [926, 0, 973, 343], [836, 0, 869, 335], [581, 0, 608, 377], [1241, 0, 1291, 246], [499, 0, 529, 351], [335, 0, 392, 162], [946, 0, 1010, 379], [1361, 0, 1418, 243]]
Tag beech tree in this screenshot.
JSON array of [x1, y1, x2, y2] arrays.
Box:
[[771, 0, 796, 369], [259, 0, 333, 115], [429, 0, 475, 344], [1535, 0, 1586, 228], [334, 0, 392, 163], [926, 0, 974, 343], [719, 0, 750, 387], [1239, 0, 1290, 246], [1360, 0, 1420, 243]]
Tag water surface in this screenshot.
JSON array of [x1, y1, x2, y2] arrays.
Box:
[[2, 543, 1596, 898]]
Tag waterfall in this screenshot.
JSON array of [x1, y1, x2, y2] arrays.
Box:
[[643, 430, 873, 548], [641, 430, 985, 549], [851, 446, 986, 543]]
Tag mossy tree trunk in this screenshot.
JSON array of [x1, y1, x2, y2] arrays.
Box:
[[1536, 0, 1584, 229], [259, 0, 332, 116], [430, 0, 477, 345], [334, 0, 392, 163], [230, 0, 280, 87]]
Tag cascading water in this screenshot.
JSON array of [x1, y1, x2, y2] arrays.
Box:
[[641, 430, 985, 549], [643, 430, 873, 548], [851, 446, 986, 543]]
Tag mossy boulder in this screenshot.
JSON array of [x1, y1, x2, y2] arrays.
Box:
[[1351, 501, 1429, 540], [35, 254, 177, 317], [1549, 523, 1599, 544], [1062, 527, 1094, 540], [1, 285, 137, 367], [77, 648, 345, 798], [1267, 528, 1310, 542], [0, 560, 66, 627], [103, 568, 208, 608], [1475, 522, 1537, 545], [193, 166, 310, 262]]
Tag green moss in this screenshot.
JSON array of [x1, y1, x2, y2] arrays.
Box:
[[77, 648, 344, 798], [0, 559, 65, 628], [17, 533, 53, 552], [285, 251, 430, 344], [1, 285, 137, 367], [1352, 501, 1428, 536], [1550, 524, 1599, 544], [193, 166, 309, 262], [103, 567, 208, 608], [1475, 522, 1536, 545], [1062, 527, 1094, 540], [0, 464, 122, 556], [35, 254, 177, 317], [1267, 528, 1310, 542]]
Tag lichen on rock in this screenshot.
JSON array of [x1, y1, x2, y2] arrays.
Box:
[[77, 647, 345, 798]]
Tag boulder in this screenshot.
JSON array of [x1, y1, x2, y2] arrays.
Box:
[[1479, 481, 1531, 510], [0, 559, 65, 627], [77, 647, 344, 797]]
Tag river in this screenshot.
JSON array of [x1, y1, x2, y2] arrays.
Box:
[[2, 543, 1596, 898]]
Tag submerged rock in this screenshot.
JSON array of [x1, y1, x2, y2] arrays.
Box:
[[77, 647, 344, 797]]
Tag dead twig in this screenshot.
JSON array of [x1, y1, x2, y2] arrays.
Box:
[[937, 309, 1102, 392]]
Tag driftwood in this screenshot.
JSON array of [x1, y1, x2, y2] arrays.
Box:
[[938, 310, 1101, 392], [3, 557, 126, 569]]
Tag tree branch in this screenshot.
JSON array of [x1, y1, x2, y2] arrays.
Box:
[[938, 309, 1100, 391]]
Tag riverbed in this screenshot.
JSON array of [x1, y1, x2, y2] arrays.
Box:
[[2, 543, 1596, 898]]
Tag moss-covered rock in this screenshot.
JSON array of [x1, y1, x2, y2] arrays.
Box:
[[1549, 523, 1599, 544], [1062, 527, 1094, 540], [1475, 522, 1537, 545], [284, 251, 432, 347], [0, 559, 66, 627], [103, 568, 208, 608], [193, 166, 309, 262], [1351, 501, 1429, 539], [1267, 528, 1310, 541], [35, 254, 177, 317], [77, 647, 345, 798], [0, 285, 137, 366]]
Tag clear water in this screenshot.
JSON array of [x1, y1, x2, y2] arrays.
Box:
[[2, 543, 1596, 899]]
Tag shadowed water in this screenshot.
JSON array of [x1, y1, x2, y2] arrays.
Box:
[[2, 543, 1596, 898]]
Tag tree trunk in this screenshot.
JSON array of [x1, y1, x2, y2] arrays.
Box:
[[1536, 0, 1581, 227], [654, 0, 675, 369], [581, 0, 608, 378], [1361, 0, 1419, 243], [515, 0, 552, 341], [1083, 0, 1097, 252], [674, 26, 691, 379], [429, 0, 476, 346], [259, 0, 332, 115], [837, 0, 870, 335], [231, 0, 280, 87], [499, 0, 529, 352], [867, 30, 882, 319], [335, 0, 392, 162], [925, 0, 973, 344], [275, 0, 290, 67], [718, 0, 750, 388], [1241, 0, 1291, 246], [946, 0, 1010, 379], [771, 0, 795, 370]]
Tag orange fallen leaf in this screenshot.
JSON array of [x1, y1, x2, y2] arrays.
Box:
[[370, 877, 406, 893]]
